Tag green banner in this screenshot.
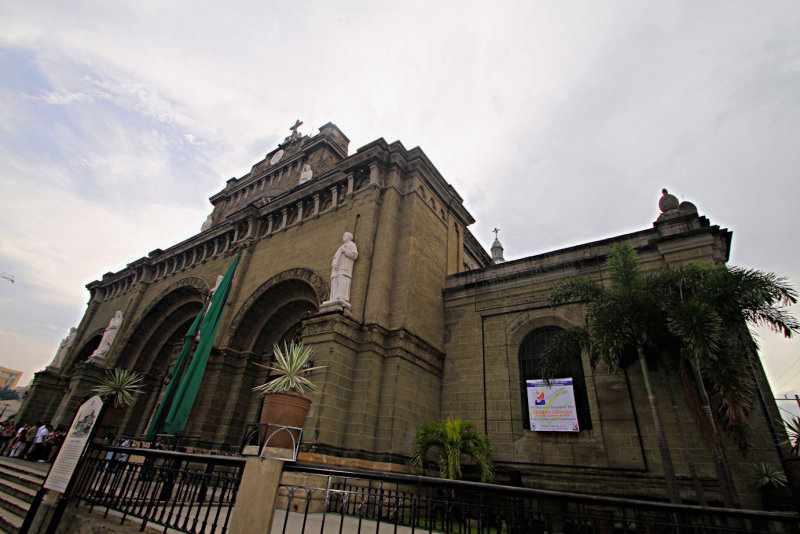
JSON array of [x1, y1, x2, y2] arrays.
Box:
[[158, 253, 240, 436]]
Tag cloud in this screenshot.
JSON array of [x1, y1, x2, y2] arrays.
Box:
[[0, 1, 799, 394]]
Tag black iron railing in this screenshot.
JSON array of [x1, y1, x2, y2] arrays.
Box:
[[73, 444, 244, 534], [279, 463, 800, 534]]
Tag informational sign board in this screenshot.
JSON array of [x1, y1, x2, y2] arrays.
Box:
[[526, 378, 579, 432], [44, 395, 103, 493]]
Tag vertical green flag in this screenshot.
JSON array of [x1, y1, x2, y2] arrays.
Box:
[[145, 307, 205, 440], [160, 253, 240, 436]]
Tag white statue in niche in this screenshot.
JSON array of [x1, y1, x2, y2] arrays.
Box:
[[89, 311, 123, 362], [48, 327, 77, 370], [299, 164, 314, 184], [324, 232, 358, 306]]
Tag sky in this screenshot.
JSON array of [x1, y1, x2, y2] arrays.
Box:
[[0, 1, 799, 401]]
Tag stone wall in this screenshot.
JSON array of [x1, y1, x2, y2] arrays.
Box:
[[442, 210, 783, 508]]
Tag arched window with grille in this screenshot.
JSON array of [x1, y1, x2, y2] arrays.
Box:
[[518, 326, 592, 431]]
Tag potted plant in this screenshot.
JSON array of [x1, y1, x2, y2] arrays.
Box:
[[753, 461, 789, 510], [92, 368, 143, 439], [252, 341, 324, 450]]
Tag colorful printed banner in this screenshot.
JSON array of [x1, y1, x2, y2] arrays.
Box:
[[526, 378, 579, 432]]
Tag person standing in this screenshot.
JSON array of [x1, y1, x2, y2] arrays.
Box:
[[26, 423, 51, 462], [9, 424, 30, 458]]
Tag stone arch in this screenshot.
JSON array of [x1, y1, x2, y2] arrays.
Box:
[[508, 309, 581, 351], [115, 278, 209, 372], [64, 330, 104, 374], [226, 268, 327, 352], [209, 271, 324, 446], [112, 279, 207, 436], [517, 325, 593, 431]]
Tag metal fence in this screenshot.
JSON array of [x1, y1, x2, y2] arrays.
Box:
[[278, 464, 800, 534], [72, 443, 244, 534]]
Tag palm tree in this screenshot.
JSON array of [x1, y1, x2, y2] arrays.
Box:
[[648, 262, 798, 441], [541, 243, 799, 505], [412, 417, 495, 483], [542, 243, 682, 503]]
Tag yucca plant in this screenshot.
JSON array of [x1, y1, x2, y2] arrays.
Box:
[[93, 368, 143, 408], [753, 461, 788, 488], [252, 341, 324, 396]]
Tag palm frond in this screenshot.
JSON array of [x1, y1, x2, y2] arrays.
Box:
[[607, 243, 643, 292], [665, 298, 723, 363], [783, 417, 800, 456], [549, 278, 604, 307], [539, 327, 589, 379], [412, 417, 494, 482]]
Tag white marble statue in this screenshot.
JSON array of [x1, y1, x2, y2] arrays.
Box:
[[209, 275, 224, 297], [324, 232, 358, 306], [89, 311, 123, 362], [201, 214, 214, 232], [299, 164, 314, 184], [48, 327, 77, 370]]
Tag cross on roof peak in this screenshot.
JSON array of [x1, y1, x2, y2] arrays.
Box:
[[290, 119, 303, 135]]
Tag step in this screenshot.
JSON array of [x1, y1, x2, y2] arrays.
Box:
[[0, 457, 49, 481], [0, 477, 36, 504], [0, 470, 43, 493], [0, 465, 46, 493], [0, 488, 29, 517], [0, 505, 23, 533]]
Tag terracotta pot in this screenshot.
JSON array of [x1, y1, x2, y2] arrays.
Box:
[[259, 392, 311, 450]]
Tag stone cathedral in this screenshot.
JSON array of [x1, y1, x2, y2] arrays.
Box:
[[19, 122, 788, 508]]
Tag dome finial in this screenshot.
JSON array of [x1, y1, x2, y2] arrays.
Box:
[[659, 188, 679, 213], [491, 228, 505, 264]]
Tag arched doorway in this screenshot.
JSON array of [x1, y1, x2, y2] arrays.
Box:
[[115, 282, 206, 437], [215, 277, 321, 446]]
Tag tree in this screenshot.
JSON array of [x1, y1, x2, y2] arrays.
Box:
[[540, 243, 798, 505], [648, 262, 798, 442], [412, 417, 495, 483]]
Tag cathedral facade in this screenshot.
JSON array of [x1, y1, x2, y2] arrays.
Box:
[[19, 123, 788, 508]]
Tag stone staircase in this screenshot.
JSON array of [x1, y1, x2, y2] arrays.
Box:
[[0, 458, 47, 533]]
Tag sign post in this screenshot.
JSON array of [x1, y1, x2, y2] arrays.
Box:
[[19, 395, 106, 534]]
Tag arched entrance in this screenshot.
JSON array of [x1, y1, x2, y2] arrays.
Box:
[[115, 281, 206, 437], [213, 275, 322, 446]]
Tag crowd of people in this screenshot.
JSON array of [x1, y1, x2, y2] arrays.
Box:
[[0, 420, 67, 462]]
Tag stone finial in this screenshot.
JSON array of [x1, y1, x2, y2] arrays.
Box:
[[658, 189, 680, 213]]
